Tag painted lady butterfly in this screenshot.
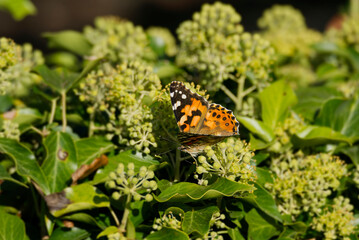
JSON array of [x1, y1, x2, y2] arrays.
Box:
[[170, 81, 239, 155]]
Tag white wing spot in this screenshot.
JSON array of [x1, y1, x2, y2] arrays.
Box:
[[179, 91, 182, 94], [175, 101, 181, 108], [182, 94, 187, 99], [170, 92, 174, 97]]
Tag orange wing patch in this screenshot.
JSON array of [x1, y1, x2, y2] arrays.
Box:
[[198, 104, 239, 136], [179, 97, 208, 133]]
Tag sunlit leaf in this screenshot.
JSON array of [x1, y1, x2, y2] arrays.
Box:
[[0, 209, 29, 240]]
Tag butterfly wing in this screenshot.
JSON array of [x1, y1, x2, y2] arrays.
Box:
[[170, 81, 209, 134]]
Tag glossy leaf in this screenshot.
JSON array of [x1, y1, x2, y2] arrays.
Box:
[[43, 30, 91, 56], [92, 150, 159, 184], [41, 131, 77, 193], [259, 80, 297, 129], [228, 228, 245, 240], [146, 227, 189, 240], [49, 227, 90, 240], [0, 138, 50, 194], [97, 226, 118, 238], [0, 0, 36, 20], [62, 213, 104, 229], [0, 209, 29, 240], [256, 167, 273, 186], [243, 182, 282, 222], [294, 125, 352, 146], [316, 98, 359, 140], [294, 86, 342, 121], [339, 145, 359, 166], [75, 137, 113, 165], [155, 178, 254, 203], [249, 134, 272, 150], [182, 206, 219, 235], [7, 108, 43, 127], [52, 183, 110, 217], [245, 208, 280, 240], [238, 116, 274, 142], [0, 164, 27, 187]]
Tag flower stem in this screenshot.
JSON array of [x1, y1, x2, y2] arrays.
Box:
[[236, 76, 246, 112], [61, 91, 67, 132], [119, 194, 132, 233], [49, 98, 57, 124]]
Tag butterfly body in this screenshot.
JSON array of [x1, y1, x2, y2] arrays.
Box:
[[170, 81, 239, 155]]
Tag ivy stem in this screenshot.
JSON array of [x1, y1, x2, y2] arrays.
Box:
[[119, 194, 132, 233], [174, 148, 181, 182], [236, 75, 246, 112], [49, 98, 57, 125], [109, 207, 120, 227], [88, 111, 95, 137], [61, 91, 67, 132]]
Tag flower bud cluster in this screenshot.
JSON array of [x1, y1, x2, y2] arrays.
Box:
[[267, 153, 347, 218], [326, 16, 359, 53], [106, 163, 157, 202], [195, 137, 256, 185], [176, 2, 275, 91], [312, 196, 355, 240], [258, 5, 322, 57], [0, 120, 20, 140], [146, 27, 178, 57], [271, 113, 305, 152], [0, 38, 43, 96], [84, 16, 154, 63], [76, 61, 161, 153], [198, 212, 227, 240], [152, 212, 182, 231]]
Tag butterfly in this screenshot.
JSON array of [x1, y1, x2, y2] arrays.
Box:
[[170, 81, 239, 155]]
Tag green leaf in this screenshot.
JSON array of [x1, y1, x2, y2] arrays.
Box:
[[49, 227, 90, 240], [0, 0, 36, 20], [0, 209, 29, 240], [316, 98, 359, 140], [238, 116, 274, 142], [227, 228, 245, 240], [0, 164, 27, 187], [182, 206, 219, 235], [243, 182, 282, 222], [129, 200, 154, 227], [294, 86, 342, 121], [0, 138, 50, 194], [146, 227, 189, 240], [34, 65, 79, 93], [62, 213, 104, 229], [43, 30, 91, 56], [41, 131, 77, 193], [256, 167, 273, 186], [154, 62, 183, 79], [0, 95, 12, 112], [75, 137, 113, 165], [97, 226, 118, 238], [294, 125, 352, 146], [155, 178, 254, 203], [10, 108, 43, 127], [92, 150, 159, 184], [249, 134, 272, 150], [338, 145, 359, 166], [52, 183, 109, 217], [259, 80, 297, 129], [245, 208, 280, 240]]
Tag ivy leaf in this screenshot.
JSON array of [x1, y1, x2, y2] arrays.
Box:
[[0, 0, 36, 21], [0, 164, 27, 187], [227, 228, 245, 240], [75, 137, 113, 165], [49, 227, 90, 240], [259, 80, 297, 129], [41, 131, 77, 193], [294, 86, 342, 121], [43, 30, 91, 56], [243, 182, 282, 222], [245, 208, 280, 240], [0, 209, 29, 240], [339, 145, 359, 166], [316, 98, 359, 141], [0, 138, 50, 194], [155, 178, 254, 203], [146, 227, 189, 240], [50, 183, 110, 217], [293, 125, 353, 146], [238, 116, 274, 142], [182, 206, 219, 236], [62, 213, 105, 229], [97, 226, 118, 239]]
